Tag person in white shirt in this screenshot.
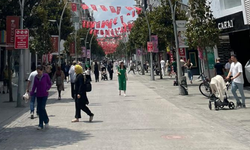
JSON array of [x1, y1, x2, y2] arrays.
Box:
[[226, 54, 246, 108], [69, 61, 77, 99], [180, 57, 186, 76], [160, 59, 166, 76], [26, 70, 38, 119]]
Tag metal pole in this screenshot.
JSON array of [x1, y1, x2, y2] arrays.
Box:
[[85, 28, 92, 63], [17, 0, 25, 107], [143, 9, 154, 80], [89, 33, 94, 65], [58, 1, 69, 66], [75, 28, 77, 62], [168, 0, 187, 95]]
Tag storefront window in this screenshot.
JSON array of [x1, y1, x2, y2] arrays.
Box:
[[221, 0, 242, 9]]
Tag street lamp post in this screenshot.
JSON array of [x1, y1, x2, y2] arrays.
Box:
[[17, 0, 25, 107], [168, 0, 188, 95]]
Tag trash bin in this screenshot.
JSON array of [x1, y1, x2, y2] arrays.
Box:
[[180, 76, 188, 95]]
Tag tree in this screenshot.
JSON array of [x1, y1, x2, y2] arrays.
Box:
[[186, 0, 220, 78]]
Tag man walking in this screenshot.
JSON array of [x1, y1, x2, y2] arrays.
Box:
[[69, 61, 77, 99], [226, 54, 246, 108], [160, 59, 166, 76], [26, 69, 38, 119]]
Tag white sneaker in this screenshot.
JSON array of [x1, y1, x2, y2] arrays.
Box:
[[37, 126, 43, 130], [124, 94, 126, 97]]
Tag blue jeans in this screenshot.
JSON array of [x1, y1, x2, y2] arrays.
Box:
[[187, 70, 193, 81], [231, 82, 245, 105], [30, 93, 38, 114], [37, 96, 49, 128]]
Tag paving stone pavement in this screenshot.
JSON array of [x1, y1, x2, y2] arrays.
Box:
[[0, 73, 250, 150]]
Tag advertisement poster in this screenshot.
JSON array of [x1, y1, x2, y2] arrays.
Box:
[[82, 47, 86, 57], [6, 16, 20, 49], [176, 20, 188, 48], [51, 35, 59, 53], [151, 35, 158, 53], [70, 42, 75, 56]]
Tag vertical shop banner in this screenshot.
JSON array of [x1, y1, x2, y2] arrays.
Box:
[[50, 35, 58, 53], [178, 48, 186, 60], [86, 49, 91, 58], [147, 42, 153, 52], [151, 35, 159, 53], [71, 3, 77, 12], [70, 42, 75, 56], [6, 16, 20, 49], [176, 20, 188, 48], [82, 47, 86, 57]]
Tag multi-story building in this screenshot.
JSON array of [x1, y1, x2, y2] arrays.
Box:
[[209, 0, 250, 85]]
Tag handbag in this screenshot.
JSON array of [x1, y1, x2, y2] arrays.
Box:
[[83, 74, 92, 92]]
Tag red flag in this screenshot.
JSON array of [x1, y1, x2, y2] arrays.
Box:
[[81, 4, 89, 10], [115, 28, 118, 35], [90, 4, 98, 11], [117, 6, 121, 15], [109, 6, 116, 13], [135, 7, 142, 15], [127, 13, 130, 16], [125, 6, 133, 11], [113, 17, 118, 25], [120, 16, 124, 24], [108, 19, 113, 28], [105, 20, 109, 27], [96, 21, 100, 28], [90, 29, 93, 34], [86, 21, 90, 28], [100, 30, 104, 35], [105, 30, 109, 36], [101, 20, 106, 28], [91, 22, 96, 28], [100, 5, 108, 11], [132, 10, 135, 17], [82, 21, 86, 28], [111, 29, 114, 36], [71, 3, 77, 12]]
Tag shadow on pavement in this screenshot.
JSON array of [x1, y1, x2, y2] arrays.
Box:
[[0, 126, 92, 149]]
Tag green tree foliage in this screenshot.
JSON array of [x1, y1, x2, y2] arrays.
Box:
[[186, 0, 220, 78]]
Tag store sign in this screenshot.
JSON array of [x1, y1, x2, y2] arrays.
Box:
[[218, 20, 234, 30], [216, 11, 247, 34]]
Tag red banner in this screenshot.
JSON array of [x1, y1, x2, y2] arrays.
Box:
[[120, 16, 124, 24], [6, 16, 20, 49], [50, 35, 58, 53], [109, 6, 116, 13], [91, 22, 96, 28], [135, 7, 142, 15], [82, 21, 86, 28], [127, 13, 130, 16], [71, 3, 77, 12], [108, 19, 113, 28], [70, 42, 75, 56], [100, 5, 108, 11], [90, 4, 97, 11], [81, 4, 89, 10], [117, 6, 121, 15], [90, 29, 93, 34], [147, 42, 153, 52]]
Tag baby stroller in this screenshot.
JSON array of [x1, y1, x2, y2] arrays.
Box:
[[101, 66, 108, 81], [209, 75, 235, 110]]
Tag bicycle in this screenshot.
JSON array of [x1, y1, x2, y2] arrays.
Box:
[[198, 73, 211, 98]]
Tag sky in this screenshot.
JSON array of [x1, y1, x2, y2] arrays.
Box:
[[82, 0, 137, 29]]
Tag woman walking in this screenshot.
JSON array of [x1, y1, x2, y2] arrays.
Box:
[[72, 65, 94, 123], [93, 61, 100, 82], [53, 66, 65, 100], [117, 61, 128, 97], [30, 65, 52, 130], [185, 59, 193, 84]]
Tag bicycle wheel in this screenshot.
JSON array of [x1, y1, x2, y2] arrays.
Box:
[[199, 82, 211, 98]]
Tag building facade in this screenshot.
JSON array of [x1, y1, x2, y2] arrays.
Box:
[[209, 0, 250, 85]]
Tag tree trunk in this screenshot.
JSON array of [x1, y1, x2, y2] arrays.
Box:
[[7, 50, 13, 102]]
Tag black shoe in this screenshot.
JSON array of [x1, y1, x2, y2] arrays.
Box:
[[242, 104, 246, 108], [236, 102, 242, 108], [3, 91, 5, 94], [89, 114, 94, 122]]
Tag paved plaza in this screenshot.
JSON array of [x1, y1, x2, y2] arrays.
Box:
[[0, 74, 250, 150]]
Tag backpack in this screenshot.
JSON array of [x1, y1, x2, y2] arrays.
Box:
[[83, 74, 92, 92]]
